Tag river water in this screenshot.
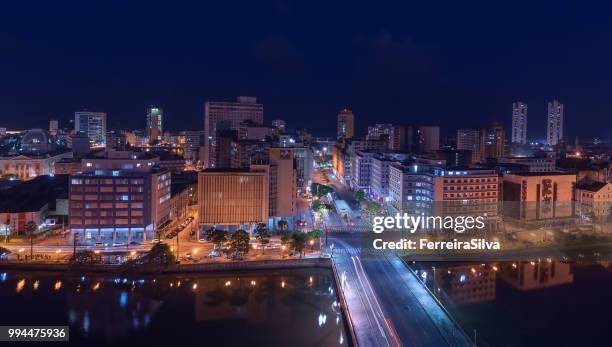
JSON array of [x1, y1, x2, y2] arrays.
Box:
[[410, 261, 612, 347], [0, 268, 350, 347]]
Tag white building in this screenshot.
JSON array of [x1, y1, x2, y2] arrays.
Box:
[[511, 101, 528, 144], [75, 111, 107, 146], [546, 100, 564, 146]]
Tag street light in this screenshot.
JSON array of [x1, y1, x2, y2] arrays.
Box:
[[281, 245, 286, 259], [55, 249, 61, 262]]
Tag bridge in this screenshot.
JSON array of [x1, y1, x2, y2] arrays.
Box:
[[330, 233, 473, 347]]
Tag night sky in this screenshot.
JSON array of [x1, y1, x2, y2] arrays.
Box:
[[1, 1, 611, 141]]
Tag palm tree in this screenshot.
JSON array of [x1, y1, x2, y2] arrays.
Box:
[[25, 221, 37, 261], [254, 223, 270, 255]]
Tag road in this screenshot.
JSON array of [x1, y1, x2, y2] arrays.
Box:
[[314, 168, 471, 346], [330, 233, 472, 347]]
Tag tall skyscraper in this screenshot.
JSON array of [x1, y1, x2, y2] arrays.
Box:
[[546, 100, 564, 146], [146, 106, 163, 143], [337, 108, 355, 140], [74, 111, 107, 146], [485, 124, 505, 159], [457, 128, 485, 163], [204, 96, 263, 168], [511, 101, 528, 144]]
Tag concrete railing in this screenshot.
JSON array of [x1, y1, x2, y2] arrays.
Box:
[[331, 259, 360, 347]]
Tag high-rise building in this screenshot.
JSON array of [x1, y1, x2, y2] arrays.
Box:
[[337, 108, 355, 140], [146, 106, 163, 143], [457, 129, 485, 163], [417, 126, 440, 153], [184, 131, 204, 162], [511, 101, 528, 144], [485, 124, 505, 159], [49, 119, 59, 136], [546, 100, 564, 146], [74, 111, 107, 146], [204, 96, 263, 168], [268, 148, 297, 219]]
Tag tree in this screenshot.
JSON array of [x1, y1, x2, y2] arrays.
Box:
[[356, 190, 366, 202], [227, 229, 250, 259], [254, 223, 270, 255], [311, 183, 333, 197], [25, 221, 37, 260], [290, 231, 309, 258], [277, 220, 288, 232], [367, 201, 382, 214], [205, 228, 229, 253], [69, 250, 102, 266], [140, 242, 176, 266], [280, 230, 292, 247]]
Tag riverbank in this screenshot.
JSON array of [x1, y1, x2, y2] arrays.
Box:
[[0, 257, 332, 274]]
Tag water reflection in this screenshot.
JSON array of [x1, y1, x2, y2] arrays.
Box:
[[411, 261, 612, 346], [0, 269, 349, 346]]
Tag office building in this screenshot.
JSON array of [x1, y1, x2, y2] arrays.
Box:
[[457, 128, 485, 163], [204, 96, 263, 168], [231, 139, 270, 169], [511, 102, 528, 144], [74, 111, 107, 146], [146, 106, 163, 143], [371, 153, 409, 202], [268, 148, 297, 219], [498, 157, 556, 172], [502, 172, 576, 222], [69, 151, 171, 244], [417, 126, 440, 153], [184, 131, 204, 162], [198, 166, 269, 232], [484, 124, 505, 159], [436, 149, 473, 167], [337, 108, 355, 140], [575, 181, 612, 220], [546, 100, 564, 146], [433, 168, 500, 228], [350, 150, 375, 193], [49, 119, 59, 136]]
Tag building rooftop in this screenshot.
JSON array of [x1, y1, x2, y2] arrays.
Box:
[[0, 175, 69, 212], [201, 167, 251, 173], [504, 171, 575, 177], [576, 181, 609, 192]]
